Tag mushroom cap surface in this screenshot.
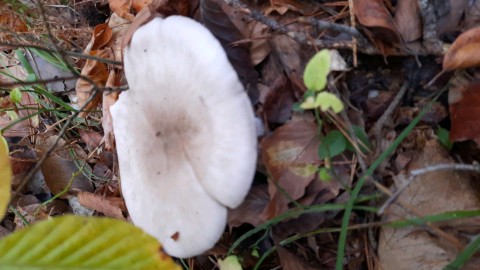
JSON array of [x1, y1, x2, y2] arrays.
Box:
[[111, 16, 257, 257]]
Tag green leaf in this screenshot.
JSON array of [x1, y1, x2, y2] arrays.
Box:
[[346, 125, 371, 153], [0, 134, 11, 220], [10, 88, 22, 104], [318, 167, 332, 181], [0, 215, 181, 270], [436, 127, 453, 150], [218, 255, 243, 270], [315, 92, 344, 113], [303, 49, 330, 91], [318, 130, 347, 159]]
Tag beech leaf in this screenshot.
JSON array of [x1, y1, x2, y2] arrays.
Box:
[[0, 134, 11, 220], [0, 215, 181, 270]]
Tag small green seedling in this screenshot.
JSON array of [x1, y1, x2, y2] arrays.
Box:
[[318, 130, 347, 159], [300, 49, 344, 113]]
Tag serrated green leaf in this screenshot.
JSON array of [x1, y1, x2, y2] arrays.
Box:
[[318, 130, 347, 159], [10, 88, 22, 104], [315, 92, 344, 113], [0, 215, 181, 270], [0, 134, 11, 220], [303, 49, 330, 91]]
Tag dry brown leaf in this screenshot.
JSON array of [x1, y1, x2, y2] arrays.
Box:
[[37, 136, 93, 197], [109, 0, 135, 21], [75, 50, 109, 116], [88, 23, 113, 52], [394, 0, 422, 42], [0, 92, 39, 138], [0, 6, 28, 36], [378, 138, 480, 270], [102, 70, 120, 150], [449, 81, 480, 144], [227, 184, 269, 228], [260, 115, 321, 219], [354, 0, 402, 53], [77, 191, 126, 220], [443, 27, 480, 71]]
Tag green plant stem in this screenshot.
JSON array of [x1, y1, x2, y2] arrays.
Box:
[[334, 103, 431, 270], [8, 205, 29, 226]]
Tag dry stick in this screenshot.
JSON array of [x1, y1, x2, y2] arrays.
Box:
[[347, 0, 357, 67], [371, 81, 409, 158], [221, 0, 378, 54], [0, 76, 78, 88], [378, 163, 480, 214], [0, 41, 122, 66]]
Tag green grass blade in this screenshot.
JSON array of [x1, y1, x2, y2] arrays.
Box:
[[444, 234, 480, 270], [335, 103, 431, 270]]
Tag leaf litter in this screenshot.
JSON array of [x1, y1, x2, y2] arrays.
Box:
[[1, 0, 480, 269]]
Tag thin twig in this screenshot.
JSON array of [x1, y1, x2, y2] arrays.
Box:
[[378, 163, 480, 214], [371, 81, 409, 158], [222, 0, 378, 54]]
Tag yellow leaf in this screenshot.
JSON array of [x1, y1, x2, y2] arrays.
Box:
[[0, 134, 11, 220], [315, 92, 344, 113]]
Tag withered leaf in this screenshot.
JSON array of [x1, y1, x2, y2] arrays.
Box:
[[77, 191, 126, 220], [354, 0, 402, 52], [449, 81, 480, 144], [260, 115, 321, 219], [443, 27, 480, 71]]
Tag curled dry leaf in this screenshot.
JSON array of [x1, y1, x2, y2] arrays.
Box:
[[77, 191, 126, 220], [449, 81, 480, 144], [75, 50, 109, 116], [394, 0, 422, 42], [102, 70, 120, 150], [443, 27, 480, 71], [109, 0, 134, 21], [353, 0, 403, 54]]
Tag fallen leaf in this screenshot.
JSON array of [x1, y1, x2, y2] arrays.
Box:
[[394, 0, 422, 42], [443, 27, 480, 70], [109, 0, 134, 21], [0, 135, 11, 220], [354, 0, 403, 53], [75, 50, 109, 116], [201, 0, 259, 102], [228, 185, 269, 228], [378, 138, 480, 270], [77, 191, 126, 220], [37, 136, 93, 197], [260, 115, 323, 219], [102, 70, 120, 150], [449, 81, 480, 144], [86, 23, 113, 52]]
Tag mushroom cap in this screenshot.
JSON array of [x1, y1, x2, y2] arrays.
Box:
[[111, 16, 257, 257]]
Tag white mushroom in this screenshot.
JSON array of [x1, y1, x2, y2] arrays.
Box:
[[110, 16, 257, 258]]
